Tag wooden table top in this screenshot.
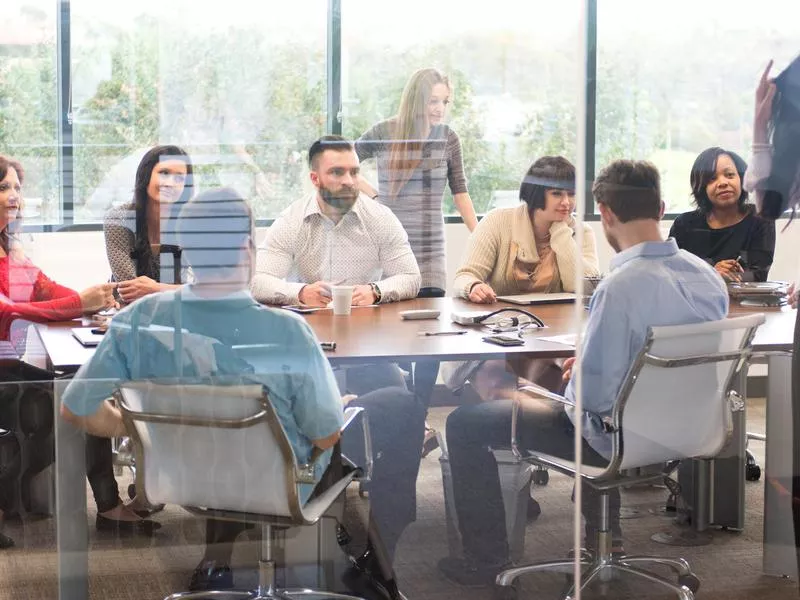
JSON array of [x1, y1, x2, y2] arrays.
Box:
[[33, 297, 795, 373]]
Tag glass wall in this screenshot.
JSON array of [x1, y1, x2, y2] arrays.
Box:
[[0, 0, 58, 224], [596, 0, 800, 213], [341, 0, 581, 215], [70, 0, 326, 222]]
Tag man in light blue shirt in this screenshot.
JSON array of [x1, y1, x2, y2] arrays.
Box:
[[439, 160, 729, 586]]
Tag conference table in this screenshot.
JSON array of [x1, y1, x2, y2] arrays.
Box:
[[30, 297, 795, 599]]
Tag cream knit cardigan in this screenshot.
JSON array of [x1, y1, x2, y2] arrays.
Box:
[[453, 203, 600, 298]]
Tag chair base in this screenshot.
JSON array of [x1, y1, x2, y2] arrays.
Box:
[[165, 559, 366, 600], [496, 552, 699, 600], [165, 590, 366, 600]]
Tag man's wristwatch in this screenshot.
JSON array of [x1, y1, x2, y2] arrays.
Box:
[[369, 282, 382, 304]]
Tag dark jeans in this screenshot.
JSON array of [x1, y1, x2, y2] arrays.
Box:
[[0, 362, 121, 515], [446, 399, 618, 564], [401, 286, 446, 407]]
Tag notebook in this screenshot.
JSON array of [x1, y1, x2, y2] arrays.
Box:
[[71, 327, 106, 347], [496, 292, 577, 306]]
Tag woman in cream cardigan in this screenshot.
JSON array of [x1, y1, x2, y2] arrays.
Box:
[[445, 155, 600, 399]]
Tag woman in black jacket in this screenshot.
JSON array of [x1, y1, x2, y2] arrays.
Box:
[[669, 146, 776, 282]]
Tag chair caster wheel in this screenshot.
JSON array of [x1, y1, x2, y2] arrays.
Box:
[[532, 469, 549, 486], [745, 463, 761, 482], [493, 585, 517, 600], [127, 483, 136, 500], [678, 573, 701, 593]]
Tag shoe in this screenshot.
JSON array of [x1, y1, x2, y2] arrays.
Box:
[[346, 548, 402, 600], [0, 532, 13, 549], [437, 556, 510, 587], [527, 496, 541, 522], [95, 513, 161, 536], [132, 504, 165, 519], [422, 427, 440, 458], [188, 561, 234, 592]]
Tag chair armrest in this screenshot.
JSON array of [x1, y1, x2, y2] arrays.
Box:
[[518, 384, 575, 408], [340, 406, 373, 483], [511, 384, 615, 460]]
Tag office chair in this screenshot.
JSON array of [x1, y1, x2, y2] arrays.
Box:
[[495, 313, 764, 600], [116, 379, 371, 600]]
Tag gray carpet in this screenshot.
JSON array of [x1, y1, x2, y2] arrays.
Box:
[[1, 397, 798, 599]]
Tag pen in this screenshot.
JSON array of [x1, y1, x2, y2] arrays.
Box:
[[419, 330, 468, 337]]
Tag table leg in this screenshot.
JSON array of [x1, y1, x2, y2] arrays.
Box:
[[55, 377, 89, 599], [762, 353, 796, 579]]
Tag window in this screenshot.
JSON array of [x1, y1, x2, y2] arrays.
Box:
[[341, 0, 581, 216], [70, 0, 326, 223], [595, 0, 800, 214], [0, 1, 58, 225]]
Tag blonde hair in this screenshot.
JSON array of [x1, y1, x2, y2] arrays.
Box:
[[388, 68, 451, 199]]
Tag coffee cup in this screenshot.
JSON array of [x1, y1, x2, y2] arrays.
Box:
[[331, 285, 355, 315]]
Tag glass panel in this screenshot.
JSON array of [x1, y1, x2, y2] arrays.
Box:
[[0, 1, 58, 225], [71, 0, 326, 223], [596, 0, 800, 214], [341, 0, 581, 216]]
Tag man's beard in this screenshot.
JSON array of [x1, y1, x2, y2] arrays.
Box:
[[319, 184, 358, 212]]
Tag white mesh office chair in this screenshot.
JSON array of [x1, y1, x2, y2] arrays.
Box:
[[116, 379, 370, 600], [495, 313, 765, 600]]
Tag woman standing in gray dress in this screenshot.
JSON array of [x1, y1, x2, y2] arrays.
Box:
[[356, 67, 478, 296], [356, 69, 478, 425]]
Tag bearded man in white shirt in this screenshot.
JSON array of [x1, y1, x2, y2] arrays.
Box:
[[252, 136, 424, 569]]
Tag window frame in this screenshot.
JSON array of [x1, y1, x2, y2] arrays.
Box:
[[23, 0, 787, 232]]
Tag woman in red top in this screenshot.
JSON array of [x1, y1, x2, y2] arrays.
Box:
[[0, 156, 116, 336], [0, 156, 155, 547]]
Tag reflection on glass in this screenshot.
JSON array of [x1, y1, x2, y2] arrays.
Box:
[[70, 0, 326, 223], [0, 1, 58, 225], [596, 0, 800, 213]]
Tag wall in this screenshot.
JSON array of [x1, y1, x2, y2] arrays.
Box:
[[25, 219, 800, 294]]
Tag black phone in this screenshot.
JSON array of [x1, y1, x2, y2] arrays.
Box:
[[482, 334, 525, 347]]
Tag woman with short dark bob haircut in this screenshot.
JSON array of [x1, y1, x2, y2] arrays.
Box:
[[104, 145, 194, 303], [669, 146, 775, 282]]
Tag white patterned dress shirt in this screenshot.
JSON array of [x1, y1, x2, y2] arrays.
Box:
[[252, 192, 421, 305]]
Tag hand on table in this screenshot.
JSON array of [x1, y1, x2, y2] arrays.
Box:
[[714, 259, 743, 282], [79, 283, 118, 314], [117, 276, 161, 303], [468, 282, 497, 304], [299, 281, 333, 307], [352, 285, 377, 306], [788, 283, 798, 309], [561, 357, 576, 384]]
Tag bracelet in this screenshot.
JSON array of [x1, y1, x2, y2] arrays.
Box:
[[371, 193, 379, 200], [369, 282, 382, 303]]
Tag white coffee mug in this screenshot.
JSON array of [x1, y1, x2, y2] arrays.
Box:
[[331, 285, 355, 315]]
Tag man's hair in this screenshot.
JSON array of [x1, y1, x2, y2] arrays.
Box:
[[308, 135, 355, 170], [177, 187, 253, 281], [690, 147, 749, 215], [592, 160, 662, 223], [519, 156, 576, 211]]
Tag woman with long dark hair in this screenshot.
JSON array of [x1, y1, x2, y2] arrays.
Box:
[[103, 145, 193, 303], [744, 54, 800, 589], [669, 146, 775, 282]]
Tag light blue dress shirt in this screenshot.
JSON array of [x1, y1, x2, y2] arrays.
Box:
[[62, 287, 344, 502], [565, 239, 729, 458]]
